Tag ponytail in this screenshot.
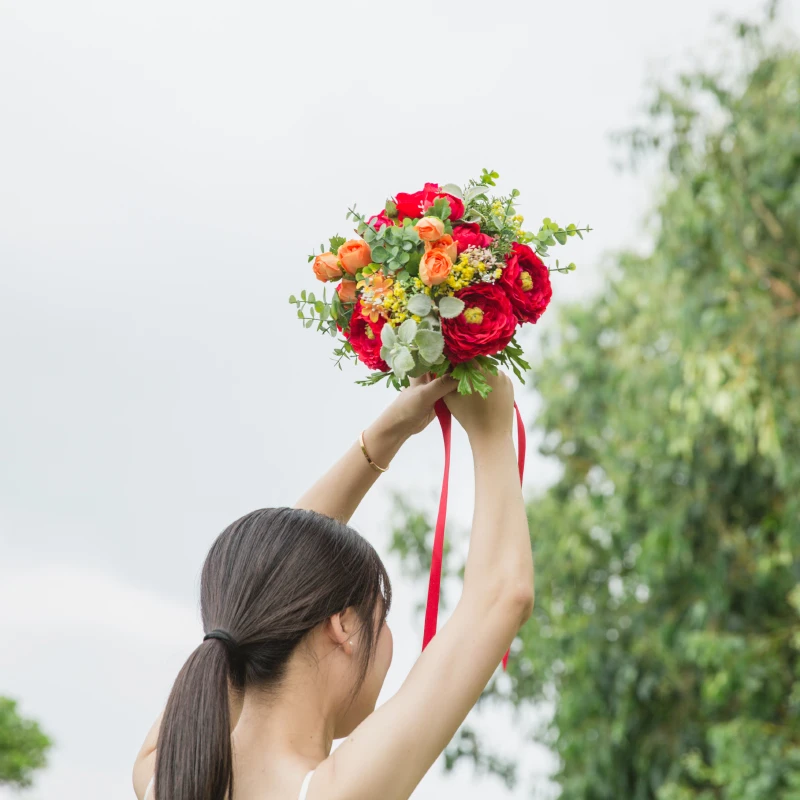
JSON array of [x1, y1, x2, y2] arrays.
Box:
[[150, 507, 392, 799], [154, 640, 234, 800]]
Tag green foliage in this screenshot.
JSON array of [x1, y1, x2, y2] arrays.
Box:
[[328, 235, 347, 254], [389, 9, 800, 799], [0, 698, 51, 788], [345, 205, 422, 274]]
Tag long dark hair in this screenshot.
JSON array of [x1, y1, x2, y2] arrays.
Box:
[[153, 507, 391, 800]]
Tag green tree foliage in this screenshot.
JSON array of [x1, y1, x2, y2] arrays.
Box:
[[0, 697, 51, 788], [389, 8, 800, 799]]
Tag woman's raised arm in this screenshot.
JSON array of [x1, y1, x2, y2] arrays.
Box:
[[313, 369, 534, 800], [293, 375, 457, 523]]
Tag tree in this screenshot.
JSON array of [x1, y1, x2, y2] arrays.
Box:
[[390, 6, 800, 798], [0, 697, 51, 788]]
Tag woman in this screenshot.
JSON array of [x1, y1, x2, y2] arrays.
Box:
[[132, 370, 534, 800]]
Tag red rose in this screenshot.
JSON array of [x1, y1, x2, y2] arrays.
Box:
[[344, 302, 389, 371], [442, 283, 518, 364], [393, 182, 464, 222], [452, 223, 493, 255], [368, 210, 394, 230], [500, 243, 552, 324]]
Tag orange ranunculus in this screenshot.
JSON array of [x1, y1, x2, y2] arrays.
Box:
[[312, 252, 343, 282], [419, 249, 453, 287], [338, 239, 372, 274], [357, 273, 393, 323], [414, 217, 445, 242], [425, 234, 457, 263], [337, 279, 357, 304]]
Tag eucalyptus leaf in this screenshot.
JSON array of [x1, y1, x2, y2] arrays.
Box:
[[407, 294, 433, 316], [438, 296, 466, 319], [372, 245, 388, 263]]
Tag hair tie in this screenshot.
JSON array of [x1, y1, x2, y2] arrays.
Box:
[[203, 629, 238, 649]]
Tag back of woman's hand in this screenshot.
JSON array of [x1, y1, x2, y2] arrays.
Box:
[[444, 369, 515, 440]]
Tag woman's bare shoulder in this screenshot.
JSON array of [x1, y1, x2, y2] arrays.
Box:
[[132, 712, 161, 799]]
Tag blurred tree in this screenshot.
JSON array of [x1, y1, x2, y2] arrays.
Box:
[[390, 5, 800, 799], [0, 697, 51, 788]]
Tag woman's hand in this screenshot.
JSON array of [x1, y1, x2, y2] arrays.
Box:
[[379, 374, 458, 439], [444, 368, 515, 441]]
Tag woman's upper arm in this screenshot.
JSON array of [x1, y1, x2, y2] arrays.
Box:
[[316, 591, 530, 800], [132, 712, 162, 799]]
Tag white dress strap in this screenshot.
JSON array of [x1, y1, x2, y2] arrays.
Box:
[[144, 776, 154, 800], [298, 770, 315, 800]]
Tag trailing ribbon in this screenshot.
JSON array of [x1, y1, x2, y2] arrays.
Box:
[[422, 399, 527, 670]]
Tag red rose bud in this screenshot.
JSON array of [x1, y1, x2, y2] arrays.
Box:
[[452, 223, 494, 255], [368, 210, 394, 230], [394, 182, 464, 222], [442, 283, 518, 364]]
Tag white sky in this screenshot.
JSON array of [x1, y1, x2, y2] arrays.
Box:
[[1, 2, 797, 799]]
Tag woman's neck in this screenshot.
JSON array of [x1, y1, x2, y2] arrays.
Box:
[[232, 667, 336, 769]]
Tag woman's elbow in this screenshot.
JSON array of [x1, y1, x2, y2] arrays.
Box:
[[511, 583, 535, 624]]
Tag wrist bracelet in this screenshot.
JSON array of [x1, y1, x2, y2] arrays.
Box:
[[359, 430, 389, 474]]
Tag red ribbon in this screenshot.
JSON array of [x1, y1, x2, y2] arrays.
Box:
[[422, 399, 527, 670]]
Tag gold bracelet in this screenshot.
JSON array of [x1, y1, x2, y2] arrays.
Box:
[[359, 430, 388, 474]]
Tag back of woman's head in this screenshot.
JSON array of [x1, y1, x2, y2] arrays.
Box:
[[154, 507, 391, 800]]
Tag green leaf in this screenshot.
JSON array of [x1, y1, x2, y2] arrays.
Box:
[[465, 185, 489, 202], [408, 294, 433, 316], [329, 235, 346, 253], [288, 294, 297, 304], [398, 318, 418, 345], [372, 245, 388, 263], [391, 346, 416, 380], [438, 296, 466, 319], [554, 230, 568, 245], [416, 329, 444, 364], [440, 183, 463, 198], [381, 325, 397, 348]]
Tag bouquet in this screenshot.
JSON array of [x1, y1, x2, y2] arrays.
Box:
[[290, 169, 590, 396]]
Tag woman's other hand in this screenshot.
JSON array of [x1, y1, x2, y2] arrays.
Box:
[[443, 368, 515, 441]]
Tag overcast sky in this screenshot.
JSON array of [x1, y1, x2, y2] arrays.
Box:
[[1, 2, 797, 799]]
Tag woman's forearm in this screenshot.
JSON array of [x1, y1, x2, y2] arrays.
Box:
[[294, 410, 409, 523], [461, 429, 533, 610]]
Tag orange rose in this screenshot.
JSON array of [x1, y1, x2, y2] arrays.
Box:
[[425, 234, 458, 263], [338, 239, 372, 274], [337, 279, 357, 304], [419, 249, 453, 287], [312, 252, 343, 282], [414, 217, 445, 242]]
